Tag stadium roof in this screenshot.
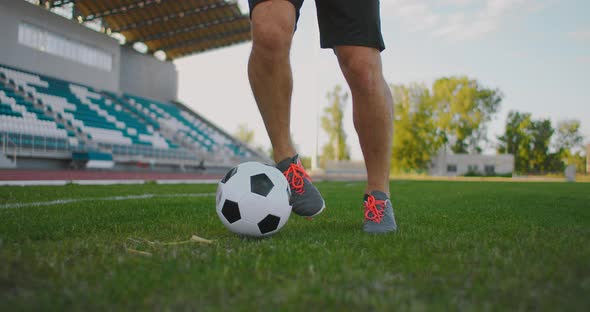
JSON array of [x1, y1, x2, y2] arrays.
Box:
[[41, 0, 251, 60]]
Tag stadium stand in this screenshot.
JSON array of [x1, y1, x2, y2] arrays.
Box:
[[0, 63, 262, 171], [117, 94, 249, 157], [0, 0, 264, 175]]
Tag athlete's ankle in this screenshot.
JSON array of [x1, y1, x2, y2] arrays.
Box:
[[273, 150, 297, 164], [365, 188, 390, 198]]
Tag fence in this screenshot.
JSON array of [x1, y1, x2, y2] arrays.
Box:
[[0, 131, 203, 165], [1, 131, 77, 155], [98, 142, 201, 162]]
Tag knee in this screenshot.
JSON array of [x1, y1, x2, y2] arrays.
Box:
[[251, 7, 294, 56], [338, 51, 383, 93]]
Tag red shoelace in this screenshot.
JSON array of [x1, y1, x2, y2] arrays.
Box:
[[283, 162, 311, 195], [364, 195, 386, 223]]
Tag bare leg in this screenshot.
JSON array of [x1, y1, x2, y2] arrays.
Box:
[[248, 0, 297, 163], [335, 46, 393, 197]]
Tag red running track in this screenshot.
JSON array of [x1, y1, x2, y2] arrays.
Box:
[[0, 169, 222, 181]]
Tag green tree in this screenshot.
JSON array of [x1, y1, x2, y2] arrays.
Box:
[[554, 119, 585, 173], [390, 83, 442, 172], [234, 123, 255, 145], [567, 152, 587, 174], [321, 85, 350, 165], [498, 112, 575, 174], [529, 118, 555, 173], [234, 123, 271, 158], [498, 111, 534, 173], [432, 77, 502, 154], [555, 120, 584, 158]]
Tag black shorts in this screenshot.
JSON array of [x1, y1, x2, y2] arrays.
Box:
[[248, 0, 385, 52]]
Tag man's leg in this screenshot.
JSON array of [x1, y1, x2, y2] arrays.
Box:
[[335, 46, 397, 233], [248, 0, 325, 217], [248, 0, 297, 163], [335, 46, 393, 197]]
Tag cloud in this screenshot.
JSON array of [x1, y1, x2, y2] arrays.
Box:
[[236, 0, 250, 14], [386, 1, 440, 31], [382, 0, 552, 41], [439, 0, 474, 6]]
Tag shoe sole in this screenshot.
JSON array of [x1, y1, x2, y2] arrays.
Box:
[[363, 227, 397, 233], [303, 199, 326, 219]]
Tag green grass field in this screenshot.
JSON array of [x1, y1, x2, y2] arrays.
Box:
[[1, 181, 589, 311]]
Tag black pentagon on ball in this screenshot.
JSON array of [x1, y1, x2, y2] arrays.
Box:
[[220, 167, 238, 184], [221, 199, 241, 224], [250, 173, 274, 197], [257, 214, 281, 234]]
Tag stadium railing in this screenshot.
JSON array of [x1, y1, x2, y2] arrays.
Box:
[[98, 142, 200, 162], [1, 131, 74, 152]]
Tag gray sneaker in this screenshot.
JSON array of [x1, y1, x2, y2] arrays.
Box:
[[363, 191, 397, 233], [276, 155, 325, 218]]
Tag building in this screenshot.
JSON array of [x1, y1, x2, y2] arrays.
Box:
[[429, 151, 514, 177]]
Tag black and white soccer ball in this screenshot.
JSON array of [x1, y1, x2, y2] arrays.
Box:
[[216, 162, 292, 237]]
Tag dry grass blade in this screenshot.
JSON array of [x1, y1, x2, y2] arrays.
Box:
[[126, 248, 152, 257], [126, 235, 215, 247], [190, 235, 215, 244]]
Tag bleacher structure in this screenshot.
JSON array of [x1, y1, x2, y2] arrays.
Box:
[[0, 64, 265, 172]]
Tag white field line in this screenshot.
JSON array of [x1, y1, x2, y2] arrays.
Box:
[[0, 192, 216, 209], [0, 179, 219, 186]]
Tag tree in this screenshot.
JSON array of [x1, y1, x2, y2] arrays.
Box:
[[498, 112, 580, 174], [388, 78, 502, 172], [497, 111, 534, 173], [234, 123, 271, 158], [390, 83, 442, 172], [529, 118, 555, 173], [431, 77, 502, 154], [553, 119, 585, 173], [321, 85, 350, 164], [234, 123, 255, 145], [567, 152, 587, 174], [554, 120, 584, 159]]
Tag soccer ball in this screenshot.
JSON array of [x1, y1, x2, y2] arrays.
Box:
[[216, 162, 292, 237]]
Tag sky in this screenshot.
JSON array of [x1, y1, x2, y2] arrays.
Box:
[[175, 0, 590, 160]]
